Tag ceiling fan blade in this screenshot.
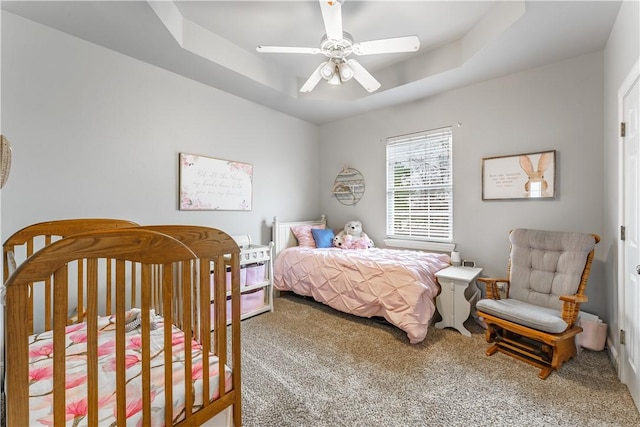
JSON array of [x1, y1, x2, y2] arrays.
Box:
[[300, 62, 326, 93], [319, 0, 343, 41], [352, 36, 420, 55], [256, 46, 321, 55], [347, 59, 381, 93]]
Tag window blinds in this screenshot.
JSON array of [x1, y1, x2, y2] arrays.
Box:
[[386, 127, 453, 242]]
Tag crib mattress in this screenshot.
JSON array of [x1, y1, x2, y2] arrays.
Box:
[[26, 313, 232, 426]]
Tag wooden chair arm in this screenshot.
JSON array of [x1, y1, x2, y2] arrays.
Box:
[[477, 277, 510, 299], [559, 295, 588, 303], [559, 294, 588, 328]]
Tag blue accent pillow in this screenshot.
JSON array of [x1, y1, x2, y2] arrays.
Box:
[[311, 228, 335, 248]]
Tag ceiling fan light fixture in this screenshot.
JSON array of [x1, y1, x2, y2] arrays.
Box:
[[320, 62, 335, 80], [338, 62, 353, 82]]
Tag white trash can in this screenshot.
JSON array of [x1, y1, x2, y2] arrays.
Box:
[[576, 312, 607, 351]]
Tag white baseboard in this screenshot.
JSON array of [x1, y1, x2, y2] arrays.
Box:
[[606, 336, 620, 375]]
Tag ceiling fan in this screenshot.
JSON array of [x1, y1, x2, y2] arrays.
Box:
[[256, 0, 420, 93]]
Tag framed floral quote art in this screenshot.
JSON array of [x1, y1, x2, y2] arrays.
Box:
[[179, 153, 253, 211]]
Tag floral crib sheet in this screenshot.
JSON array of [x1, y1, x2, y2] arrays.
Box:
[[26, 313, 232, 426]]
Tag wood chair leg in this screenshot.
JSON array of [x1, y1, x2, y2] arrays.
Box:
[[486, 344, 499, 357], [551, 338, 577, 371], [538, 367, 552, 380]]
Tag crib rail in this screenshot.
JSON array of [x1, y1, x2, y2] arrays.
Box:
[[4, 227, 242, 426]]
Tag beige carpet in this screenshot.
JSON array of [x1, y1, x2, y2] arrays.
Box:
[[240, 294, 639, 427]]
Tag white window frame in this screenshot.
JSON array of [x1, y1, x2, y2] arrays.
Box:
[[385, 127, 453, 245]]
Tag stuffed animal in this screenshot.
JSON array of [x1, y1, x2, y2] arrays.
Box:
[[333, 220, 374, 249]]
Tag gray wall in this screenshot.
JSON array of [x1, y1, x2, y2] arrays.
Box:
[[319, 52, 607, 318], [602, 0, 640, 354], [2, 2, 639, 339], [1, 12, 321, 246]]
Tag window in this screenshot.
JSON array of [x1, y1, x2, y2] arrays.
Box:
[[386, 127, 453, 243]]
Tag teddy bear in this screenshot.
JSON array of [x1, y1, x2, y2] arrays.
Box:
[[333, 220, 374, 249]]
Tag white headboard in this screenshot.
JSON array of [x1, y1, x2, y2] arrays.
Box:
[[272, 215, 327, 258]]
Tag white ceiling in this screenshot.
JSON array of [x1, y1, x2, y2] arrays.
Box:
[[1, 1, 622, 125]]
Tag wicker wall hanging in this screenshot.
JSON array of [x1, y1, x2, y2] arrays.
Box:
[[0, 135, 13, 188], [331, 166, 365, 206]]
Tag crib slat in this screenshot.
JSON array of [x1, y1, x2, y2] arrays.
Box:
[[153, 264, 160, 312], [200, 256, 211, 408], [53, 266, 69, 426], [157, 263, 162, 313], [230, 251, 242, 427], [141, 263, 152, 425], [26, 239, 33, 258], [44, 235, 52, 331], [131, 261, 137, 307], [27, 239, 35, 334], [104, 258, 113, 313], [77, 258, 84, 325], [163, 264, 174, 426], [106, 258, 113, 314], [183, 260, 194, 417], [176, 262, 193, 417], [115, 259, 127, 426], [173, 264, 180, 329], [189, 262, 200, 342], [86, 258, 99, 426], [214, 255, 227, 400]]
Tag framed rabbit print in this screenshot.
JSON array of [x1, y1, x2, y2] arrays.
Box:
[[482, 150, 556, 200]]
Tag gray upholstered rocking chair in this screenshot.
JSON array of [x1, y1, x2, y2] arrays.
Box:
[[476, 229, 600, 379]]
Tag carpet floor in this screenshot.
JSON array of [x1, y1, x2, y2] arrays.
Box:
[[240, 294, 639, 427]]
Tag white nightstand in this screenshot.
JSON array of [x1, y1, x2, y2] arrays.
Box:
[[434, 266, 483, 337]]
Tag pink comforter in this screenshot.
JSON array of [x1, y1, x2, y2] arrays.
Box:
[[274, 247, 451, 343]]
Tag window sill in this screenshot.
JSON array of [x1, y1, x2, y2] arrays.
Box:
[[383, 239, 455, 253]]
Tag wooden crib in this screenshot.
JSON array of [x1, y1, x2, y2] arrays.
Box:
[[3, 223, 242, 426]]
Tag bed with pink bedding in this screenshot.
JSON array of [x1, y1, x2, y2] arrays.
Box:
[[272, 217, 451, 344]]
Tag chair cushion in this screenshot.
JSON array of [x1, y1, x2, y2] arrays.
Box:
[[509, 229, 596, 311], [476, 298, 568, 334]]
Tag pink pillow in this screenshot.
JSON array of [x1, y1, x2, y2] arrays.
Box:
[[291, 224, 325, 247]]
